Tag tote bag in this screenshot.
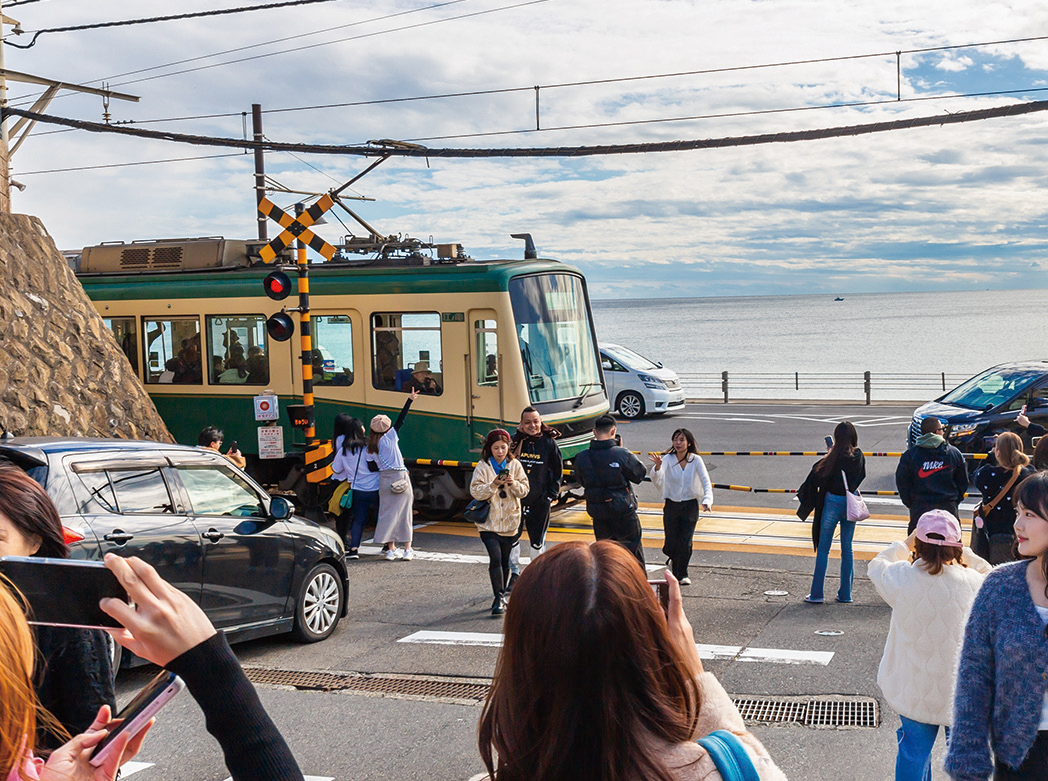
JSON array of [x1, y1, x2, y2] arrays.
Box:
[[841, 471, 870, 522]]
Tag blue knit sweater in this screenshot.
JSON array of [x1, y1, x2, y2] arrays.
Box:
[[945, 561, 1048, 779]]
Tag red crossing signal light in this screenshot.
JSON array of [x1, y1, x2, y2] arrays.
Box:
[[263, 270, 292, 301]]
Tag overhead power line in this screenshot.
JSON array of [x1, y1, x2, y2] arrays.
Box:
[[6, 0, 342, 49], [6, 100, 1048, 159]]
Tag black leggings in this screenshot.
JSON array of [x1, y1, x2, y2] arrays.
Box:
[[480, 531, 515, 598], [996, 731, 1048, 779]]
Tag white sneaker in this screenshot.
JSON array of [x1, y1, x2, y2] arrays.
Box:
[[680, 577, 691, 586], [384, 549, 398, 561], [402, 548, 415, 561]]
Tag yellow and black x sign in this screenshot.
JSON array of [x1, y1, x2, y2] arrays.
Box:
[[257, 194, 337, 263]]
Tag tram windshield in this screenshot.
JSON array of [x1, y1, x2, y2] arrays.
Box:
[[509, 273, 602, 404]]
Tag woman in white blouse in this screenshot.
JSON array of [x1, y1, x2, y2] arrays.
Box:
[[650, 429, 713, 586]]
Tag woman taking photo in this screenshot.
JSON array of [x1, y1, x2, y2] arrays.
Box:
[[331, 414, 378, 560], [972, 431, 1033, 564], [470, 429, 529, 616], [946, 471, 1048, 779], [649, 428, 713, 586], [477, 540, 787, 780], [0, 466, 115, 751], [868, 510, 990, 781], [797, 420, 866, 604], [369, 388, 419, 561]]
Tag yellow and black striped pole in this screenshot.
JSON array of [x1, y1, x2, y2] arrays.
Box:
[[295, 203, 315, 445]]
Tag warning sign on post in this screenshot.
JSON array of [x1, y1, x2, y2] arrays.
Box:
[[258, 426, 284, 459], [254, 394, 279, 422]]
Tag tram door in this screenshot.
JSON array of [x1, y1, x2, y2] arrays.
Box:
[[468, 312, 502, 451]]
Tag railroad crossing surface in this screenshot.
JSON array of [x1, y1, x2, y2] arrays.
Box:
[[113, 403, 958, 781]]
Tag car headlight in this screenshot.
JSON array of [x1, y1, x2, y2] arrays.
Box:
[[638, 373, 666, 389], [948, 423, 978, 438]]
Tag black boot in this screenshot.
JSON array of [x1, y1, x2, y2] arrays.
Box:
[[491, 594, 506, 616]]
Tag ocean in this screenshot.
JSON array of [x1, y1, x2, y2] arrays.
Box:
[[590, 288, 1048, 401]]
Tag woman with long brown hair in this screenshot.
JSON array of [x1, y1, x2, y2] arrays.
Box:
[[971, 431, 1034, 564], [797, 421, 865, 604], [477, 540, 786, 780]]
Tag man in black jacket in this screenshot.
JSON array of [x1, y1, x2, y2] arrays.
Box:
[[507, 407, 564, 587], [573, 414, 647, 564], [895, 416, 969, 533]]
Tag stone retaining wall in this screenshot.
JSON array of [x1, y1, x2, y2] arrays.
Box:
[[0, 214, 172, 441]]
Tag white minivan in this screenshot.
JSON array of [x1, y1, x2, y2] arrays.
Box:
[[599, 343, 686, 419]]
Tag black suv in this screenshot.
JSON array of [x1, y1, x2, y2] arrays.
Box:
[[0, 437, 347, 651], [907, 361, 1048, 453]]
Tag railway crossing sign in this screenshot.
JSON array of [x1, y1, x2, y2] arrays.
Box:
[[254, 394, 279, 421], [256, 194, 337, 263]]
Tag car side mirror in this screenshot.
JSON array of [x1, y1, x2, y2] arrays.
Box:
[[269, 495, 294, 521], [655, 361, 663, 368]]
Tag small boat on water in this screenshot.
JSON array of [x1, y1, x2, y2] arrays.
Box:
[[834, 296, 844, 301]]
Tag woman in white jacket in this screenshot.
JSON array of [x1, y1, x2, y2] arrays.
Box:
[[470, 429, 529, 616], [867, 509, 991, 781], [649, 428, 713, 586]]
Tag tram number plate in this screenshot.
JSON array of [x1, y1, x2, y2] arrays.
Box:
[[254, 395, 279, 421], [258, 426, 284, 460], [441, 312, 464, 322]]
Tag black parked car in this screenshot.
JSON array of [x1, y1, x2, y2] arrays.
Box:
[[0, 437, 347, 658], [908, 362, 1048, 453]]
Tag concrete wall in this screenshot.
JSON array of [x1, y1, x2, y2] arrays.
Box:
[[0, 213, 172, 441]]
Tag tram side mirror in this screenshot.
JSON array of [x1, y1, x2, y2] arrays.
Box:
[[269, 496, 294, 521]]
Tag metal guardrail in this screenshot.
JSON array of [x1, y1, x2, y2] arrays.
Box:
[[675, 371, 971, 404]]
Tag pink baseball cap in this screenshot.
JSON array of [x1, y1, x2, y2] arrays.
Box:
[[915, 509, 963, 548]]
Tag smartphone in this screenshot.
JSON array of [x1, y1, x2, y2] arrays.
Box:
[[614, 433, 623, 446], [0, 556, 130, 629], [1021, 404, 1028, 417], [824, 436, 833, 449], [229, 440, 239, 452], [648, 579, 669, 615], [89, 670, 185, 767]]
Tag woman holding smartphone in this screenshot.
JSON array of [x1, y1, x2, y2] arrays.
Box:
[[331, 414, 378, 560], [470, 429, 529, 616], [649, 428, 713, 586], [946, 471, 1048, 779], [0, 466, 116, 751]]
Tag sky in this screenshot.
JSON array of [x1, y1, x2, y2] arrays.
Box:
[[5, 0, 1048, 299]]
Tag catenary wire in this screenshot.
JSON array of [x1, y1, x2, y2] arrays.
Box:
[[15, 151, 245, 175], [6, 99, 1048, 159], [5, 0, 343, 49]]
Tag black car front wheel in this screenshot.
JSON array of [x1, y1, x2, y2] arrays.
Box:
[[292, 562, 344, 642]]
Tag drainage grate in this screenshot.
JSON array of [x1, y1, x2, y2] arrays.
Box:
[[732, 696, 879, 728], [241, 668, 878, 726], [242, 667, 491, 704]]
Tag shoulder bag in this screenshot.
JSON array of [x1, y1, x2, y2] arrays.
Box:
[[841, 471, 870, 522], [974, 466, 1022, 528], [974, 466, 1023, 564], [338, 450, 364, 511], [696, 729, 760, 781], [463, 498, 490, 524]]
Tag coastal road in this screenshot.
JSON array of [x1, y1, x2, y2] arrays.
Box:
[[109, 402, 953, 781]]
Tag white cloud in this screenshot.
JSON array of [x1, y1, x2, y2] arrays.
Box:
[[6, 0, 1048, 298]]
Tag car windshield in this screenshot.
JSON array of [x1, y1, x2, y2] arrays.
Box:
[[602, 344, 659, 371], [940, 366, 1044, 410], [509, 273, 602, 404]]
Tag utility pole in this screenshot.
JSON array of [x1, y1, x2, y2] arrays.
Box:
[[1, 0, 13, 213], [252, 104, 267, 241]]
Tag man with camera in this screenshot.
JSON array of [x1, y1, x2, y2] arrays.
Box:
[[573, 415, 647, 564], [405, 361, 442, 395]]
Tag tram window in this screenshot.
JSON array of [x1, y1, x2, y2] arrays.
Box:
[[372, 313, 443, 395], [475, 320, 498, 387], [311, 316, 354, 386], [103, 317, 139, 374], [205, 315, 269, 385], [143, 318, 202, 385], [509, 274, 602, 404]]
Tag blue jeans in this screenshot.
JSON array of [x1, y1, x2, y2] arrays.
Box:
[[342, 489, 379, 551], [896, 715, 949, 781], [809, 492, 855, 602]]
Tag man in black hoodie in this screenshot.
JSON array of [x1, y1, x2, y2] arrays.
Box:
[[573, 414, 647, 564], [506, 407, 564, 587], [895, 416, 969, 533]]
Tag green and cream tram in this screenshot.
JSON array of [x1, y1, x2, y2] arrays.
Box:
[[74, 237, 609, 516]]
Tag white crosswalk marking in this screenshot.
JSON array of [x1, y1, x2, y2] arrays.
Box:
[[118, 761, 153, 777], [398, 630, 834, 665]]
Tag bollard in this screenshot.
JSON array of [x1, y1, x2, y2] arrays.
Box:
[[942, 372, 946, 392], [864, 370, 871, 405], [722, 370, 729, 403], [795, 371, 799, 391]]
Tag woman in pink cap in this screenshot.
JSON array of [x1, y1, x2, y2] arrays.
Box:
[[470, 429, 529, 616], [868, 509, 990, 781], [368, 388, 419, 560]]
